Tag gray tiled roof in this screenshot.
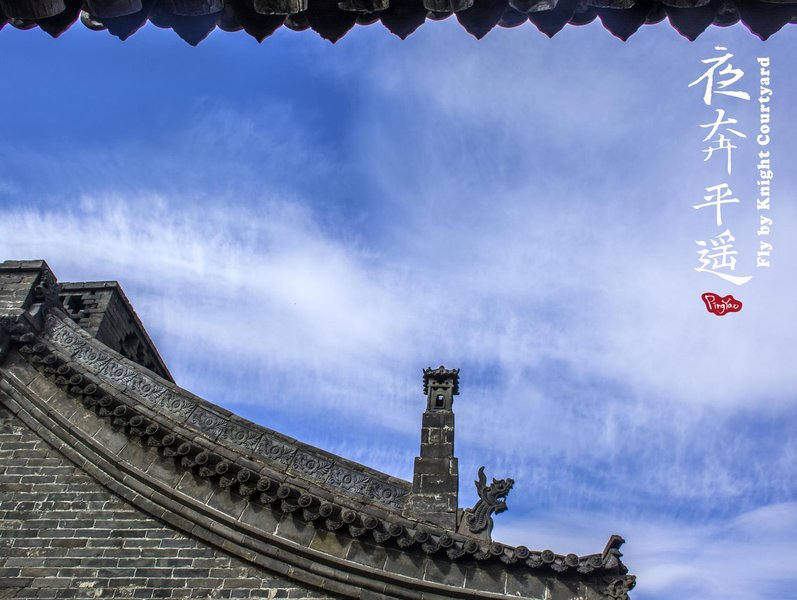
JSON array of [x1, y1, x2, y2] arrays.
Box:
[[1, 0, 794, 45]]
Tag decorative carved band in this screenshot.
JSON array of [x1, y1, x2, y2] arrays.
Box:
[[44, 315, 411, 510]]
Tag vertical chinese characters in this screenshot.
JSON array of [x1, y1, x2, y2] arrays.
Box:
[[689, 47, 752, 286]]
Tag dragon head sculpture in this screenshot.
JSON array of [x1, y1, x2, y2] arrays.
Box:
[[462, 466, 514, 536]]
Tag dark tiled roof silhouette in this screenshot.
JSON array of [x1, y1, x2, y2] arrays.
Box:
[[0, 0, 794, 45]]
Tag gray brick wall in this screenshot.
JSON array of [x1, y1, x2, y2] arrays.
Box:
[[0, 404, 335, 600]]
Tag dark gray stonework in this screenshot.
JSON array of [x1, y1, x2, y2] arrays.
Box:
[[0, 404, 334, 599], [0, 259, 636, 600], [404, 367, 460, 530], [59, 281, 173, 382], [457, 467, 514, 541]]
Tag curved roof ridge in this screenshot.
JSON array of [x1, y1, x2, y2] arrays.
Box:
[[36, 310, 628, 575], [0, 258, 635, 600], [44, 310, 413, 514]]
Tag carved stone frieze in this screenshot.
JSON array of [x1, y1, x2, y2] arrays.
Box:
[[152, 390, 196, 419], [73, 342, 111, 369], [219, 421, 263, 453], [255, 436, 297, 466], [290, 451, 332, 482], [47, 318, 86, 353], [187, 406, 227, 439], [328, 465, 371, 496], [127, 372, 162, 399], [367, 479, 409, 509]]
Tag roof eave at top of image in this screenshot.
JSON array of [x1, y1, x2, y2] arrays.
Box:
[[0, 0, 794, 46]]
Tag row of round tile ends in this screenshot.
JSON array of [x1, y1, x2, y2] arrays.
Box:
[[1, 0, 794, 43], [13, 329, 612, 575]]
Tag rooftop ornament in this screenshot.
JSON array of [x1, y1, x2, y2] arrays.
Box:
[[461, 466, 515, 539]]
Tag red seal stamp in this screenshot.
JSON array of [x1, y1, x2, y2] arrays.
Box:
[[701, 293, 742, 316]]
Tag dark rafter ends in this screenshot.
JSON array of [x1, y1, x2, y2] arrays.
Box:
[[0, 0, 794, 43]]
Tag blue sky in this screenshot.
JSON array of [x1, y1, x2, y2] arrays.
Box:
[[1, 15, 796, 600]]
